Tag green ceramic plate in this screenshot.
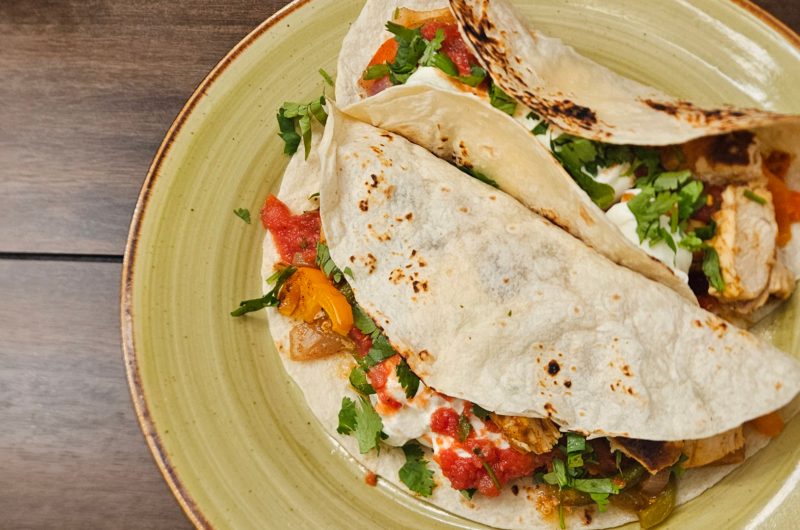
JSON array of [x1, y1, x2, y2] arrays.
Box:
[[122, 1, 800, 528]]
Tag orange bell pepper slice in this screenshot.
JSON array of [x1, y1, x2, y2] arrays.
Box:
[[278, 267, 354, 336], [749, 411, 785, 438]]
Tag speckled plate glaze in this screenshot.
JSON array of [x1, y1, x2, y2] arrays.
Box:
[[121, 1, 800, 528]]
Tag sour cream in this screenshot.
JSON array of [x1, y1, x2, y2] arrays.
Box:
[[371, 359, 508, 451], [405, 66, 462, 93], [606, 189, 693, 282]]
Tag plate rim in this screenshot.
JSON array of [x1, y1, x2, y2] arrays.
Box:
[[119, 1, 800, 528]]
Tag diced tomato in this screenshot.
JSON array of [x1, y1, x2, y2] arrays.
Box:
[[431, 407, 461, 438], [436, 438, 540, 498], [261, 194, 321, 266], [420, 23, 478, 76], [349, 326, 373, 358], [367, 355, 403, 410], [365, 472, 378, 486]]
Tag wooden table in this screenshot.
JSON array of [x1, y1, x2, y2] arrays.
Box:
[[1, 0, 798, 527]]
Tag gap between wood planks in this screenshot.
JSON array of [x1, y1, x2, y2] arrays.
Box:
[[0, 252, 123, 263]]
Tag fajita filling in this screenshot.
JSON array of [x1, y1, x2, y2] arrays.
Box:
[[241, 193, 786, 530], [356, 8, 800, 321]]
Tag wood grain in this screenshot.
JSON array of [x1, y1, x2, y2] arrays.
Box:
[[0, 0, 292, 256], [0, 260, 192, 529]]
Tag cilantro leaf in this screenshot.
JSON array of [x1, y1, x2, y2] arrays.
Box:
[[399, 442, 436, 497], [353, 305, 379, 337], [432, 51, 459, 77], [319, 68, 334, 86], [233, 208, 251, 224], [362, 334, 396, 368], [695, 220, 717, 241], [677, 180, 705, 218], [461, 489, 477, 500], [277, 108, 301, 155], [591, 493, 610, 513], [231, 266, 296, 316], [363, 63, 391, 80], [386, 21, 420, 43], [349, 365, 376, 396], [566, 433, 585, 454], [532, 120, 549, 136], [337, 397, 357, 435], [672, 454, 688, 479], [459, 65, 487, 87], [550, 135, 615, 209], [354, 396, 385, 454], [703, 247, 726, 292], [420, 28, 445, 67], [482, 462, 502, 490], [316, 242, 344, 283], [653, 170, 692, 191], [308, 192, 320, 200], [394, 6, 400, 19], [678, 234, 705, 252], [343, 267, 354, 279], [396, 358, 420, 399], [572, 477, 621, 495], [571, 171, 615, 210], [457, 413, 473, 442], [308, 95, 328, 127], [489, 84, 517, 115], [472, 403, 491, 420], [458, 165, 499, 189]]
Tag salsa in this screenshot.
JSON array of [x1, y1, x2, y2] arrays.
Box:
[[367, 355, 403, 410], [436, 438, 542, 498], [261, 194, 321, 265], [348, 325, 373, 358]]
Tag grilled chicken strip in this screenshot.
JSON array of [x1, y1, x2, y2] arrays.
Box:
[[683, 426, 746, 468], [490, 413, 561, 455]]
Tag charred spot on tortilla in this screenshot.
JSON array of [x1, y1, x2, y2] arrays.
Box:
[[547, 360, 560, 376], [511, 485, 519, 496], [359, 200, 369, 212], [709, 131, 755, 167], [564, 380, 572, 388], [641, 98, 750, 124], [621, 365, 633, 377], [543, 403, 556, 417], [379, 133, 394, 141]]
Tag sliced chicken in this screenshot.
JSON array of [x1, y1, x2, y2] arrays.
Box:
[[683, 426, 745, 469], [490, 413, 561, 455], [709, 183, 779, 307], [608, 438, 684, 474]]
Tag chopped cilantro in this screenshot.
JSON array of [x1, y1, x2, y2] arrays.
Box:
[[461, 488, 477, 500], [458, 165, 500, 189], [653, 171, 692, 191], [316, 242, 344, 283], [472, 403, 491, 420], [278, 96, 327, 160], [337, 397, 357, 435], [363, 63, 391, 80], [508, 310, 512, 317], [349, 365, 376, 396], [695, 220, 717, 241], [591, 493, 610, 513], [431, 51, 459, 77], [420, 28, 445, 67], [277, 108, 301, 155], [396, 358, 421, 399], [566, 433, 585, 453], [394, 6, 400, 19], [265, 270, 282, 283], [343, 267, 354, 279], [615, 450, 622, 473], [308, 192, 319, 200], [532, 120, 549, 136], [319, 68, 334, 86], [744, 189, 767, 205], [457, 414, 473, 442], [354, 396, 386, 454], [233, 208, 251, 224], [482, 462, 502, 490], [362, 334, 396, 368], [231, 266, 296, 316], [672, 454, 688, 479], [527, 111, 540, 121], [353, 305, 381, 339], [550, 135, 616, 210], [489, 84, 517, 115], [459, 65, 487, 87], [678, 234, 705, 253], [558, 504, 566, 529], [703, 247, 726, 292], [399, 442, 436, 497]]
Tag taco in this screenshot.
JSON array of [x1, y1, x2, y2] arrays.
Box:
[[239, 105, 800, 529], [334, 0, 800, 327]]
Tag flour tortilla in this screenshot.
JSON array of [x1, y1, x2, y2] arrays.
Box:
[[335, 0, 800, 307], [262, 110, 799, 529], [449, 0, 800, 280]]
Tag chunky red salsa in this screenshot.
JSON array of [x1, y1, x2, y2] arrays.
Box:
[[261, 194, 321, 266], [367, 355, 403, 410], [349, 326, 373, 358]]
